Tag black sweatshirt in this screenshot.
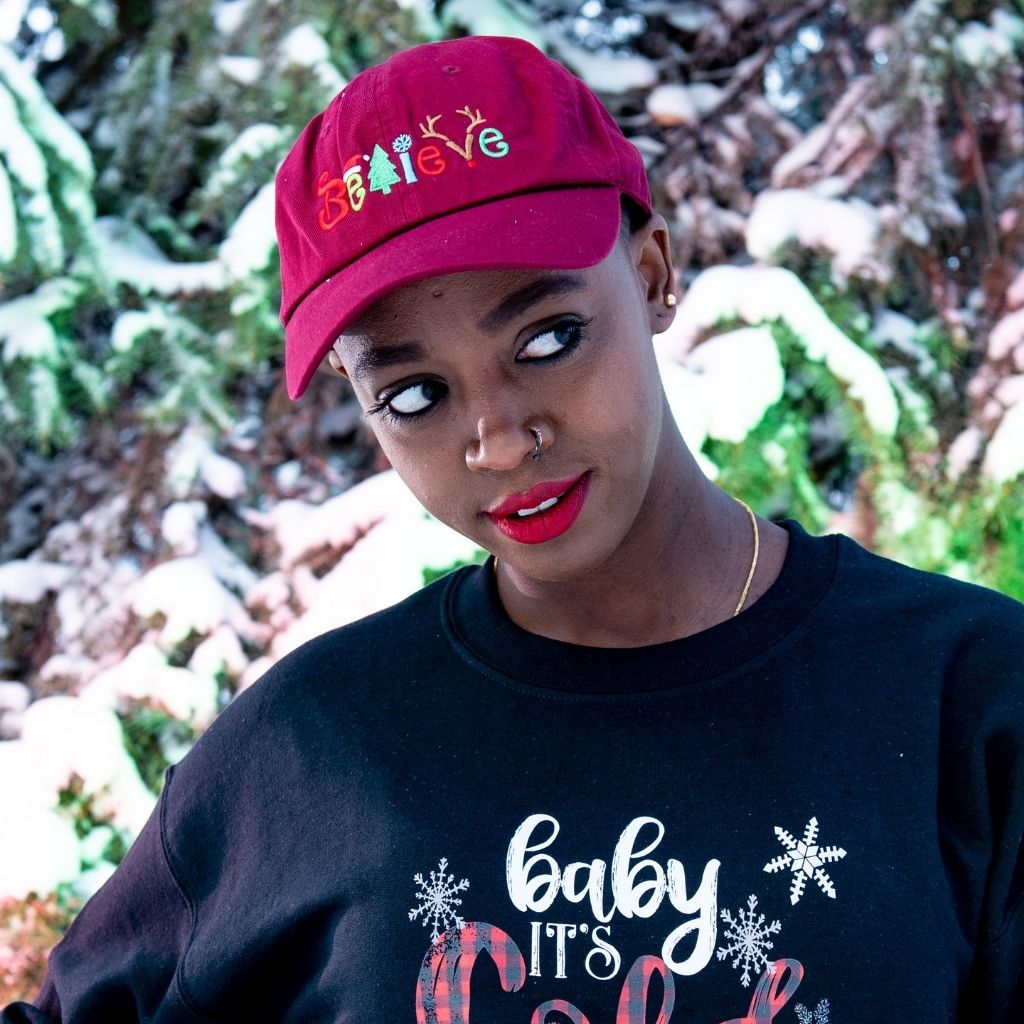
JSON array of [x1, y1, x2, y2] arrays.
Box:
[[4, 521, 1023, 1022]]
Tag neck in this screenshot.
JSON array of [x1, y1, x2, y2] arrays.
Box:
[[494, 416, 787, 648]]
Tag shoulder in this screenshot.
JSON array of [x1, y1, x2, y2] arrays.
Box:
[[164, 567, 471, 798], [828, 529, 1024, 643]]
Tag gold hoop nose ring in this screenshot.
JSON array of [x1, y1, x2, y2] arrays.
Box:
[[530, 427, 543, 461]]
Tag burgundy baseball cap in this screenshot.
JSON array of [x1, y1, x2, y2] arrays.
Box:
[[275, 35, 652, 398]]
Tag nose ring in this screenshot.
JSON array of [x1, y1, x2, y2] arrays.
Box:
[[530, 427, 543, 461]]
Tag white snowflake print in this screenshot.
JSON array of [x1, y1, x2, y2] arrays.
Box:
[[408, 857, 470, 940], [393, 133, 413, 153], [763, 816, 847, 905], [795, 998, 831, 1023], [716, 893, 782, 987]]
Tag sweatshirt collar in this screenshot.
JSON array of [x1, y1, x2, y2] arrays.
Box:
[[444, 520, 838, 695]]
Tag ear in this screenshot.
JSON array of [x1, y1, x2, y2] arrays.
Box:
[[629, 213, 677, 335], [326, 348, 350, 380]]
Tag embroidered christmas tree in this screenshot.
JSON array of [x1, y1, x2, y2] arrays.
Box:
[[368, 143, 401, 195]]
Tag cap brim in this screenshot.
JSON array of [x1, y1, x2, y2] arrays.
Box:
[[284, 186, 622, 398]]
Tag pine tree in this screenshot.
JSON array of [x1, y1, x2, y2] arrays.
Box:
[[368, 143, 401, 196]]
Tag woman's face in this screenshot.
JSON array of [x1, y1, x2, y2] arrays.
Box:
[[333, 220, 677, 582]]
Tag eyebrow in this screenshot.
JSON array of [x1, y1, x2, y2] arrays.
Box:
[[351, 341, 426, 383], [477, 274, 585, 333]]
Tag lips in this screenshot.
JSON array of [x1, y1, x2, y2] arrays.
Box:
[[486, 472, 592, 545]]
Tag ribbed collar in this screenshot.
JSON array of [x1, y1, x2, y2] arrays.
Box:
[[443, 520, 838, 695]]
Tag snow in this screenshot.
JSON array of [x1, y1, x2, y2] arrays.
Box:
[[646, 84, 698, 127], [205, 123, 288, 195], [683, 327, 785, 443], [746, 189, 883, 281], [218, 55, 262, 85], [219, 180, 277, 281], [279, 23, 330, 66], [130, 556, 254, 647], [161, 500, 207, 555], [199, 449, 246, 500], [548, 33, 658, 93], [0, 1, 29, 43], [0, 680, 29, 714], [278, 24, 345, 94], [995, 374, 1024, 408], [110, 306, 167, 352], [11, 695, 155, 839], [946, 426, 983, 481], [1007, 268, 1024, 310], [95, 216, 226, 295], [0, 558, 72, 603], [82, 642, 220, 729], [954, 20, 1014, 69], [871, 310, 937, 374], [657, 353, 710, 452], [213, 0, 250, 36], [0, 160, 15, 262], [987, 307, 1024, 361], [0, 80, 49, 190], [188, 624, 248, 680], [165, 424, 215, 497], [0, 805, 82, 901], [251, 468, 410, 570], [20, 695, 124, 793], [666, 4, 715, 33], [669, 265, 900, 436], [441, 0, 546, 48], [981, 399, 1024, 483], [0, 278, 81, 362], [0, 45, 93, 181], [261, 472, 479, 659]]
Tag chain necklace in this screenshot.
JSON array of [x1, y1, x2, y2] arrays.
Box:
[[492, 495, 760, 618]]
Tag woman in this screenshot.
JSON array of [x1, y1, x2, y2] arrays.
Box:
[[5, 34, 1022, 1024]]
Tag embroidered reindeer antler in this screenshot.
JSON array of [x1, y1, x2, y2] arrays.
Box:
[[418, 114, 446, 141], [417, 108, 487, 163], [456, 106, 486, 132]]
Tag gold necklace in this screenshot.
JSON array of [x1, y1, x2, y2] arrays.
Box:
[[492, 497, 760, 617], [732, 497, 759, 616]]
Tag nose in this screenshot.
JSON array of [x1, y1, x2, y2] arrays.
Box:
[[465, 414, 537, 472]]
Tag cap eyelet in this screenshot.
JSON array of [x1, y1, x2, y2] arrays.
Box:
[[442, 64, 460, 73]]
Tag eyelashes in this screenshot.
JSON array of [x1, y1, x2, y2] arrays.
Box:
[[368, 317, 592, 425]]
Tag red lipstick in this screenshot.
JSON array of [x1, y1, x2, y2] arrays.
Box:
[[486, 472, 591, 545]]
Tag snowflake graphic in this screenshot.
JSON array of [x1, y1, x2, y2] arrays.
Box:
[[795, 998, 831, 1023], [716, 893, 782, 987], [408, 857, 470, 940], [393, 133, 413, 153], [763, 816, 847, 905]]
